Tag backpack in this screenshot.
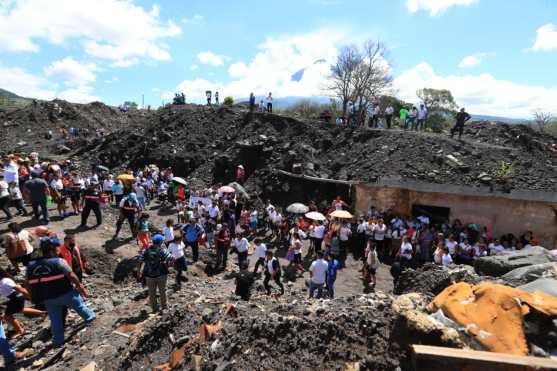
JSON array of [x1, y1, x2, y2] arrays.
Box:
[[143, 247, 167, 278]]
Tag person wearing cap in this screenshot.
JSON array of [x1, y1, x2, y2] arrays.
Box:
[[23, 172, 49, 224], [138, 234, 172, 313], [215, 222, 230, 269], [80, 181, 102, 228], [26, 237, 95, 347], [182, 218, 204, 263]]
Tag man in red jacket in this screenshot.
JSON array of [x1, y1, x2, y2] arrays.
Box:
[[59, 234, 87, 282]]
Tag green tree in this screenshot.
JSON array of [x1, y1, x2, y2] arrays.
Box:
[[223, 96, 234, 106], [416, 88, 458, 133]]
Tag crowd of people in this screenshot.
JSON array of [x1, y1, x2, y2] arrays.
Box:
[[0, 154, 544, 365]]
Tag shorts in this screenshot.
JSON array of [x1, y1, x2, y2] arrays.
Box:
[[5, 294, 24, 315], [70, 190, 81, 202], [294, 252, 302, 264]]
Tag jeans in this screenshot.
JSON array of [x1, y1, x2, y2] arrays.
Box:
[[0, 321, 15, 364], [237, 250, 248, 267], [327, 278, 336, 299], [12, 199, 27, 215], [417, 118, 425, 130], [32, 198, 49, 222], [145, 275, 167, 312], [309, 281, 324, 299], [115, 213, 135, 237], [0, 196, 12, 219], [44, 290, 96, 346], [185, 240, 199, 262], [385, 114, 392, 129], [216, 246, 228, 268], [253, 257, 265, 273], [451, 124, 464, 138]]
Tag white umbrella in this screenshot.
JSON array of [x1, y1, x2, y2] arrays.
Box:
[[171, 177, 188, 186], [286, 203, 309, 214], [305, 211, 326, 221], [330, 210, 353, 219]]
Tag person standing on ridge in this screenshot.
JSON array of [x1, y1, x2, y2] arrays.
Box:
[[215, 91, 219, 105], [249, 93, 256, 111], [266, 92, 273, 113], [399, 106, 409, 129], [450, 108, 472, 140]]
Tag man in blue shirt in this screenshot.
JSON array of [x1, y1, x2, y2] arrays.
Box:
[[182, 218, 204, 262], [325, 252, 339, 299]]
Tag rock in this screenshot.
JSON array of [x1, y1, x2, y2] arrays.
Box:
[[517, 278, 557, 297], [80, 361, 97, 371], [56, 144, 72, 154], [474, 247, 556, 277], [499, 262, 557, 286], [292, 163, 303, 174], [394, 263, 482, 295]]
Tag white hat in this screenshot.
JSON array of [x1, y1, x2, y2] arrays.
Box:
[[238, 165, 244, 169]]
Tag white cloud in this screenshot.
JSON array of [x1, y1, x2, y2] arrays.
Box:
[[458, 55, 480, 68], [56, 86, 100, 103], [0, 64, 55, 100], [0, 63, 100, 103], [532, 23, 557, 52], [394, 62, 557, 118], [406, 0, 477, 15], [0, 0, 181, 66], [190, 64, 199, 71], [197, 51, 225, 66], [178, 30, 343, 101], [152, 88, 160, 92], [182, 14, 204, 24], [44, 57, 97, 86], [228, 62, 248, 77]]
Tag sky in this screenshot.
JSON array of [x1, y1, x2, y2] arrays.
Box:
[[1, 0, 557, 118]]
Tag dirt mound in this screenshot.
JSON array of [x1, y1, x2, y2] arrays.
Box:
[[112, 293, 401, 371], [4, 100, 557, 200]]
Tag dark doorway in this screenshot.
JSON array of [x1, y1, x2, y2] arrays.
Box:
[[412, 204, 450, 225]]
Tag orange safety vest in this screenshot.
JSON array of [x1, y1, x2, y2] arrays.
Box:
[[59, 244, 84, 272]]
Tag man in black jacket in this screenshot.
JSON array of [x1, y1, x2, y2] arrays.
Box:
[[450, 108, 471, 140]]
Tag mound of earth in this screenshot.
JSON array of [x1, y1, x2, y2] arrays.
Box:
[[4, 101, 557, 201]]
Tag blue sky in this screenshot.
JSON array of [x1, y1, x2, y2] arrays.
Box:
[[1, 0, 557, 117]]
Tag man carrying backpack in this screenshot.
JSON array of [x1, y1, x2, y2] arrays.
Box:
[[138, 234, 172, 313], [113, 192, 139, 240]]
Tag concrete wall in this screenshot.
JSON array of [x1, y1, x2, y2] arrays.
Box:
[[354, 183, 557, 249]]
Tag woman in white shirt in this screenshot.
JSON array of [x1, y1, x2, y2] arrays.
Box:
[[441, 247, 453, 266], [373, 219, 387, 258], [50, 173, 67, 218]]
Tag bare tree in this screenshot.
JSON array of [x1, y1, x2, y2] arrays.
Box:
[[533, 110, 553, 133], [327, 40, 392, 124], [328, 45, 361, 119]]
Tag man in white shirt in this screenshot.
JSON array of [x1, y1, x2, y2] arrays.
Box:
[[168, 236, 187, 286], [417, 104, 427, 131], [253, 238, 267, 274], [311, 221, 325, 253], [384, 106, 394, 129], [309, 252, 328, 299], [208, 201, 219, 221], [266, 92, 273, 113]]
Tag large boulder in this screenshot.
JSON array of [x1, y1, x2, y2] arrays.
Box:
[[518, 278, 557, 297], [394, 263, 482, 295], [499, 262, 557, 287], [474, 247, 556, 277]]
